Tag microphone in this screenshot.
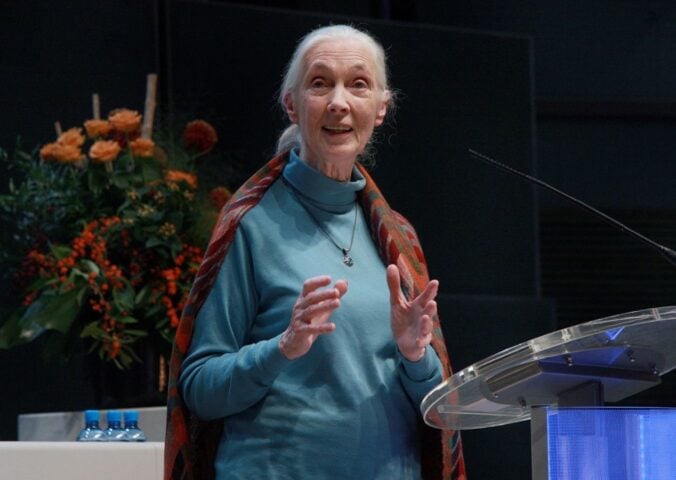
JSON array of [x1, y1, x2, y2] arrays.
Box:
[[467, 148, 676, 267]]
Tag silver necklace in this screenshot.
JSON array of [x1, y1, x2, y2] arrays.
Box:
[[285, 179, 358, 267]]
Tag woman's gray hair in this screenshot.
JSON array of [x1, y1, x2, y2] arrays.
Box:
[[275, 24, 393, 156]]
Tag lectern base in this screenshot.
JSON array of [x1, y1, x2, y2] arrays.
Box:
[[531, 406, 676, 480]]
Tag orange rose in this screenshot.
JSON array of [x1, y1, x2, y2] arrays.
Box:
[[40, 142, 61, 162], [55, 144, 84, 163], [108, 109, 142, 134], [40, 142, 83, 164], [165, 169, 198, 190], [208, 186, 232, 210], [84, 119, 112, 138], [182, 120, 218, 153], [58, 127, 86, 147], [89, 140, 121, 163], [130, 137, 155, 157]]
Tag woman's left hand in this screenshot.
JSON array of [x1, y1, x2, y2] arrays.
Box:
[[386, 264, 439, 362]]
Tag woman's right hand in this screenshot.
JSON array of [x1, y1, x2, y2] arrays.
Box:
[[279, 275, 347, 360]]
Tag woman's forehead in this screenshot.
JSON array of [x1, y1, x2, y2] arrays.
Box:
[[302, 38, 378, 74]]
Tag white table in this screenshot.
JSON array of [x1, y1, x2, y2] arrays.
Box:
[[0, 441, 164, 480]]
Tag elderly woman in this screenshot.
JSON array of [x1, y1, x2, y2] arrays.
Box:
[[165, 25, 465, 480]]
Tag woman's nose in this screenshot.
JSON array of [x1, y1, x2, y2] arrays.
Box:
[[327, 86, 349, 113]]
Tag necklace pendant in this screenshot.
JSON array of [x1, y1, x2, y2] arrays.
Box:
[[342, 249, 354, 267]]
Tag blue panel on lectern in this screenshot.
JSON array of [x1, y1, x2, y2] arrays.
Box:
[[546, 408, 676, 480]]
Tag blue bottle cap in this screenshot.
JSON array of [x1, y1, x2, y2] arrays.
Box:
[[106, 410, 122, 422], [124, 410, 139, 423], [84, 410, 100, 423]]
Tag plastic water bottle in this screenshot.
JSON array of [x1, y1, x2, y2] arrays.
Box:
[[76, 410, 106, 441], [123, 410, 147, 442], [104, 410, 129, 441]]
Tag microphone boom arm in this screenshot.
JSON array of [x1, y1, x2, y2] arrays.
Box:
[[468, 148, 676, 267]]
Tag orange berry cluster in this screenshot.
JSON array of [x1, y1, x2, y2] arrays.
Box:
[[157, 244, 203, 328], [18, 211, 205, 361]]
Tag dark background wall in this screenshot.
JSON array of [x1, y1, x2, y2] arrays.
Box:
[[0, 0, 160, 151], [2, 1, 675, 479]]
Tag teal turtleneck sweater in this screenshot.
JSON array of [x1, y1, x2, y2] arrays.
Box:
[[179, 151, 442, 479]]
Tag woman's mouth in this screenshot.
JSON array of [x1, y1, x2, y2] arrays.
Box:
[[322, 125, 352, 135]]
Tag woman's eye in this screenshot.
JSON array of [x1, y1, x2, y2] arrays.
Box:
[[310, 79, 326, 88], [353, 79, 369, 89]]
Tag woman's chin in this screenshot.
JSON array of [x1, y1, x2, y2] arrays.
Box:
[[321, 144, 363, 164]]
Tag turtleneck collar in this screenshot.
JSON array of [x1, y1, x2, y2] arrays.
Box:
[[282, 149, 366, 214]]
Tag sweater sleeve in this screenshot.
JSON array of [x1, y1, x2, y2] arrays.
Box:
[[178, 227, 293, 420], [397, 346, 443, 409]]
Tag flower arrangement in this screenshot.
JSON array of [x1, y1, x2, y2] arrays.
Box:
[[0, 75, 231, 369]]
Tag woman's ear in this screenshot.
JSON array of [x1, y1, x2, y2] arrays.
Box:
[[374, 90, 391, 127], [283, 92, 299, 124]]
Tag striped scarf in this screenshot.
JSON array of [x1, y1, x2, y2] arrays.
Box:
[[164, 152, 466, 480]]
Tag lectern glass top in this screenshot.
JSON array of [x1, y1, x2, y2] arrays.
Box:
[[422, 306, 676, 430]]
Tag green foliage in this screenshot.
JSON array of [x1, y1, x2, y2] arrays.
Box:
[[0, 147, 88, 276], [0, 117, 229, 369]]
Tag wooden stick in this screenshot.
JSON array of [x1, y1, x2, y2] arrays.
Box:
[[142, 73, 158, 139], [92, 93, 101, 120], [54, 121, 63, 137], [158, 354, 167, 393]]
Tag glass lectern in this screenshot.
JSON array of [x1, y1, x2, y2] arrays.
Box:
[[421, 306, 676, 479]]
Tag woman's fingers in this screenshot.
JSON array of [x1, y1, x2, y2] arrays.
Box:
[[385, 266, 439, 361], [296, 277, 348, 323], [422, 299, 437, 318], [300, 277, 348, 306], [293, 321, 337, 335], [301, 275, 333, 296], [334, 279, 348, 297], [301, 298, 341, 323], [387, 264, 439, 310], [386, 264, 402, 305], [416, 279, 439, 306], [299, 287, 340, 311], [419, 314, 433, 337], [281, 276, 345, 360]]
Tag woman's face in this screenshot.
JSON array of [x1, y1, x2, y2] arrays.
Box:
[[284, 37, 389, 180]]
